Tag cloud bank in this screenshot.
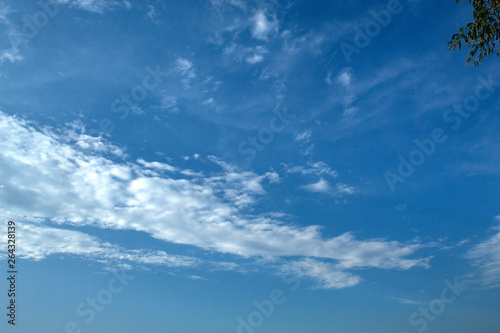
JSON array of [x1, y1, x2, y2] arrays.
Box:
[[0, 111, 429, 288]]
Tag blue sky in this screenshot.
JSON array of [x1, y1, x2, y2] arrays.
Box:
[[1, 0, 500, 332]]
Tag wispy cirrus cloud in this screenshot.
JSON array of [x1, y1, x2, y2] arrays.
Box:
[[54, 0, 131, 13], [174, 57, 197, 88], [280, 258, 361, 289], [210, 0, 246, 10], [336, 67, 358, 118], [294, 130, 315, 155], [295, 130, 312, 143], [392, 297, 425, 306], [250, 10, 279, 41], [16, 223, 238, 273], [0, 4, 23, 64], [223, 43, 269, 64], [467, 219, 500, 289], [284, 161, 338, 178], [145, 4, 159, 25]]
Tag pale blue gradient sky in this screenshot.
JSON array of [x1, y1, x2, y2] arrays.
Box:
[[0, 0, 500, 332]]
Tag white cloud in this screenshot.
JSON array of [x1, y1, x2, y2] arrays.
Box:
[[301, 179, 354, 197], [54, 0, 130, 13], [175, 58, 196, 88], [0, 4, 8, 22], [280, 30, 326, 57], [210, 0, 246, 10], [0, 112, 429, 288], [337, 68, 353, 88], [246, 54, 264, 64], [156, 93, 179, 113], [0, 6, 24, 64], [284, 161, 338, 178], [145, 5, 159, 24], [294, 130, 314, 155], [467, 219, 500, 288], [343, 106, 358, 117], [295, 130, 312, 143], [334, 68, 359, 119], [332, 183, 356, 196], [392, 297, 425, 306], [250, 10, 279, 41], [224, 44, 268, 64], [0, 46, 22, 63], [301, 178, 332, 193], [301, 144, 314, 156], [137, 159, 178, 173], [18, 223, 109, 261], [281, 258, 361, 289], [265, 171, 281, 184], [176, 58, 195, 77], [202, 98, 215, 106], [16, 223, 235, 271], [325, 71, 333, 86], [69, 131, 125, 157], [0, 30, 23, 63]]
